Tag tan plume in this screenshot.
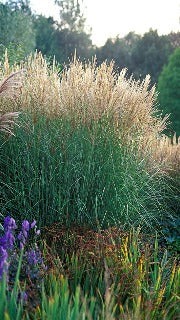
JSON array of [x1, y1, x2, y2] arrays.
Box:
[[0, 69, 26, 98], [0, 69, 26, 135], [0, 112, 20, 135]]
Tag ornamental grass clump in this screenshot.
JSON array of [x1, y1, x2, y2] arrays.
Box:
[[1, 51, 178, 173], [0, 51, 179, 231], [1, 116, 175, 231], [0, 58, 26, 136]]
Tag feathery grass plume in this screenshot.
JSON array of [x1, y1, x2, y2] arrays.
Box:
[[0, 112, 20, 136], [1, 51, 179, 173], [1, 52, 163, 132], [0, 69, 26, 98], [151, 134, 180, 173], [0, 68, 26, 135]]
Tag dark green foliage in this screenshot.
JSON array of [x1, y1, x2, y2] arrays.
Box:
[[1, 226, 179, 319], [96, 32, 141, 77], [97, 29, 180, 84], [158, 47, 180, 137], [54, 28, 94, 63], [32, 1, 94, 63], [33, 16, 58, 60], [131, 29, 172, 83], [0, 1, 35, 57], [0, 115, 174, 231], [0, 42, 26, 66]]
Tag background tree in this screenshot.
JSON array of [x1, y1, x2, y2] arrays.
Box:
[[34, 15, 58, 59], [54, 28, 94, 63], [0, 0, 35, 60], [167, 31, 180, 49], [53, 0, 94, 62], [97, 29, 180, 85], [130, 29, 173, 84], [55, 0, 86, 32], [158, 47, 180, 137], [96, 32, 140, 76]]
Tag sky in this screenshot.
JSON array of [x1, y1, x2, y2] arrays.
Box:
[[29, 0, 179, 46]]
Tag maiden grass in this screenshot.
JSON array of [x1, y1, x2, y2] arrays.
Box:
[[0, 114, 174, 232]]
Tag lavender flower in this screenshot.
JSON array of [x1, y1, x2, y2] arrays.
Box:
[[0, 231, 15, 249], [17, 231, 25, 250], [18, 220, 30, 249], [0, 246, 8, 279], [27, 246, 43, 265], [0, 216, 45, 285], [22, 220, 30, 234], [36, 230, 40, 236], [30, 220, 36, 229], [0, 216, 16, 250], [4, 216, 17, 232], [27, 250, 38, 265]]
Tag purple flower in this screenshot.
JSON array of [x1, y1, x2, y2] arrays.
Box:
[[0, 246, 8, 279], [18, 220, 31, 249], [0, 235, 7, 249], [18, 231, 26, 249], [17, 231, 23, 241], [27, 247, 43, 266], [36, 230, 40, 236], [4, 217, 17, 232], [22, 220, 30, 232], [17, 231, 26, 250], [0, 230, 15, 250], [27, 250, 38, 265], [30, 220, 36, 229]]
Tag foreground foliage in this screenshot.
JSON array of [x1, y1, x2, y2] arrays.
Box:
[[0, 225, 179, 319]]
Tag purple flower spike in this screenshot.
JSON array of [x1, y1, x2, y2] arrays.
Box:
[[0, 246, 9, 279], [18, 220, 30, 248], [27, 250, 38, 265], [4, 217, 11, 231], [23, 230, 28, 238], [0, 231, 15, 250], [18, 231, 23, 241], [18, 231, 26, 250], [36, 230, 40, 236], [4, 217, 17, 232], [30, 220, 36, 229], [0, 235, 7, 249], [6, 231, 15, 248], [22, 220, 30, 232], [20, 242, 24, 250]]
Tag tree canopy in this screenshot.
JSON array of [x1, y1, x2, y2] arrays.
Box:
[[0, 0, 35, 59], [0, 0, 179, 88], [158, 47, 180, 137]]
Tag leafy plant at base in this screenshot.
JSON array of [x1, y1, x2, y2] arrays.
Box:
[[32, 228, 180, 320]]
